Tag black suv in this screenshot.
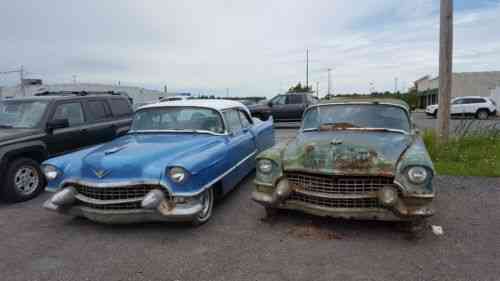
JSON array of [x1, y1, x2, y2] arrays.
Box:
[[248, 92, 318, 121], [0, 94, 133, 202]]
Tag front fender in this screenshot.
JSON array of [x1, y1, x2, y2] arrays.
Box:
[[255, 143, 287, 186], [395, 137, 435, 195]]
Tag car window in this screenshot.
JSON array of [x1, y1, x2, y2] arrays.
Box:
[[0, 100, 49, 129], [223, 110, 243, 133], [131, 107, 224, 133], [238, 110, 252, 128], [271, 95, 286, 105], [471, 98, 486, 104], [109, 98, 132, 117], [452, 99, 464, 105], [287, 94, 304, 104], [87, 100, 111, 121], [303, 104, 410, 132], [53, 103, 85, 126]]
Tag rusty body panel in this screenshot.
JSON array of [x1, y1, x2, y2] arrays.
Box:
[[253, 99, 435, 221]]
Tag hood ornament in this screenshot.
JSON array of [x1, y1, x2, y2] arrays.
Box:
[[92, 168, 110, 179], [331, 138, 343, 145]]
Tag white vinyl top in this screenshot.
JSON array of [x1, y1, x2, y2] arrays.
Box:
[[138, 99, 250, 114]]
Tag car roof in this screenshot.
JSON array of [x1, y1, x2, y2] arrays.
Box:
[[453, 96, 488, 99], [139, 99, 250, 113], [2, 94, 124, 102], [317, 97, 410, 111]]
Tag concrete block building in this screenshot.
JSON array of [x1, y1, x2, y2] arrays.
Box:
[[414, 71, 500, 108]]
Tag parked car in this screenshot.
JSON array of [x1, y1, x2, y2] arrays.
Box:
[[425, 96, 497, 119], [0, 94, 133, 202], [248, 93, 318, 121], [43, 100, 275, 225], [252, 98, 435, 229]]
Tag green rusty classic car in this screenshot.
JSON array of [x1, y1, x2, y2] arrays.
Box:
[[252, 98, 435, 225]]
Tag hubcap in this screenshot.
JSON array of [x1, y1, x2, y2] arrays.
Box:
[[14, 166, 40, 195], [198, 189, 213, 220]]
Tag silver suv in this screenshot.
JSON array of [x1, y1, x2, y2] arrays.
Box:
[[425, 96, 497, 120]]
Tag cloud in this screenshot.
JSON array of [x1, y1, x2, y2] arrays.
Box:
[[0, 0, 499, 97]]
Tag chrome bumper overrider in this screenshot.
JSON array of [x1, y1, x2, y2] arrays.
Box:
[[44, 186, 203, 224], [252, 180, 435, 221]]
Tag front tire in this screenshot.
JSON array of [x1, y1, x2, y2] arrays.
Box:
[[1, 158, 45, 202], [191, 188, 214, 226], [476, 109, 489, 120]]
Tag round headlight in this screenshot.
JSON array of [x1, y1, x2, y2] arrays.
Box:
[[407, 166, 429, 184], [258, 159, 273, 174], [169, 167, 188, 183], [42, 165, 60, 181]]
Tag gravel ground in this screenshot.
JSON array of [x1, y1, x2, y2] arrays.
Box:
[[0, 129, 499, 281]]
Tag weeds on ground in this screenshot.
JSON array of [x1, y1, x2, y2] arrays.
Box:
[[423, 120, 500, 177]]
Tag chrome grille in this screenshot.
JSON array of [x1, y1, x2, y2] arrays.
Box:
[[287, 173, 394, 195], [288, 192, 382, 209], [78, 201, 142, 210], [73, 184, 159, 200]]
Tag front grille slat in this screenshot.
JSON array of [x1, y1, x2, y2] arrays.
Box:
[[287, 173, 394, 195], [74, 184, 159, 201], [286, 173, 395, 209], [69, 184, 168, 211], [288, 192, 382, 209]]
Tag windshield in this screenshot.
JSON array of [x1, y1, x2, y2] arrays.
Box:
[[0, 100, 49, 128], [131, 107, 225, 134], [302, 104, 410, 133]]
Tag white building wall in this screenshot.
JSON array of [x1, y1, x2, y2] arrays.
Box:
[[0, 83, 167, 104], [415, 71, 500, 98]]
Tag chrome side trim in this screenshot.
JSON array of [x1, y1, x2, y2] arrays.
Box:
[[174, 150, 258, 197]]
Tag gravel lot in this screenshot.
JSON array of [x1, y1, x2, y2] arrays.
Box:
[[0, 129, 499, 281]]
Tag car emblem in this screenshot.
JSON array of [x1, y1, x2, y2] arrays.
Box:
[[92, 168, 110, 179]]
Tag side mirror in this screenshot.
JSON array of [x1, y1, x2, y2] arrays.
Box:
[[267, 101, 273, 107], [47, 119, 69, 132]]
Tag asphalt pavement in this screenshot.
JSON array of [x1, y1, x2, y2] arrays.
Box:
[[0, 129, 499, 281]]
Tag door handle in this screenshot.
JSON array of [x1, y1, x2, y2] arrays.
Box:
[[80, 128, 88, 134]]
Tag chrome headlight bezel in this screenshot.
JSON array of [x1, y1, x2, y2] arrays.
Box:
[[42, 164, 60, 181], [257, 159, 273, 174], [407, 166, 429, 184], [168, 166, 189, 184]]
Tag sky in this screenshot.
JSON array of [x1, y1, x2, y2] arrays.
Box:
[[1, 0, 499, 98]]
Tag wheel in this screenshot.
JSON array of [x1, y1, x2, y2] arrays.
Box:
[[476, 109, 489, 120], [191, 188, 214, 226], [1, 158, 45, 202]]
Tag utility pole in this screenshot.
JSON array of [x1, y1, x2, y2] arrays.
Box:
[[72, 75, 77, 84], [316, 81, 319, 98], [394, 77, 398, 93], [437, 0, 453, 143], [306, 49, 309, 89], [327, 68, 332, 96], [20, 65, 25, 96], [226, 88, 229, 98]]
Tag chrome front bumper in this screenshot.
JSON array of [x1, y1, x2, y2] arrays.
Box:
[[44, 187, 203, 224], [253, 180, 435, 221]]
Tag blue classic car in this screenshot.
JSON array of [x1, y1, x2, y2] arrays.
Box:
[[43, 100, 274, 224]]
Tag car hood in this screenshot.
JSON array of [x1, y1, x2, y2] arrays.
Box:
[[0, 128, 44, 145], [247, 103, 269, 111], [71, 133, 226, 183], [282, 131, 414, 176]]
